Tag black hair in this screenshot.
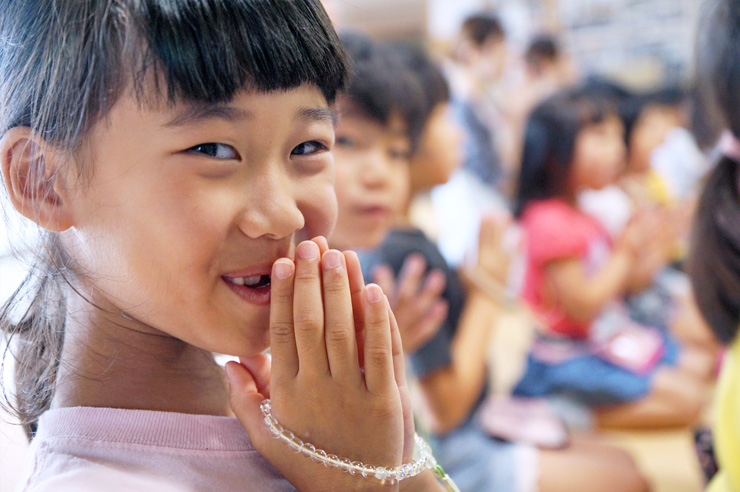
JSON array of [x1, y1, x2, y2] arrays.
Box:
[[339, 31, 426, 150], [513, 85, 618, 217], [0, 0, 348, 151], [394, 44, 451, 129], [620, 87, 687, 150], [0, 0, 349, 439], [460, 12, 505, 47], [689, 0, 740, 345], [525, 34, 560, 69]]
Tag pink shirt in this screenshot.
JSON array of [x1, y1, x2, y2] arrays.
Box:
[[16, 407, 296, 491], [521, 199, 612, 339]]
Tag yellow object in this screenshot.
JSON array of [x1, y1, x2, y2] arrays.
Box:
[[708, 340, 740, 492], [645, 170, 672, 206]]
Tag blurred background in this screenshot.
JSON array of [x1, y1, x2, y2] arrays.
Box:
[[325, 0, 700, 88]]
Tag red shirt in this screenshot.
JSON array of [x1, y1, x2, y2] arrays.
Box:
[[520, 199, 612, 339]]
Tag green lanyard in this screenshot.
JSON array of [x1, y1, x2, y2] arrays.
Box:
[[434, 465, 462, 492]]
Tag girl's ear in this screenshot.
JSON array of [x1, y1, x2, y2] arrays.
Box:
[[0, 127, 74, 232]]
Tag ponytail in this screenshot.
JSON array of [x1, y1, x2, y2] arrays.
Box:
[[1, 239, 67, 439], [689, 156, 740, 345]]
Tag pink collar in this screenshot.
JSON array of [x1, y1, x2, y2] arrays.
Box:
[[720, 130, 740, 162]]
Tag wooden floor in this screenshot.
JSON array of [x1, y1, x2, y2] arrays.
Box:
[[604, 429, 704, 492]]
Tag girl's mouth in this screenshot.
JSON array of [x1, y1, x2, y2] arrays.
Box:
[[224, 275, 271, 288], [223, 275, 272, 306]]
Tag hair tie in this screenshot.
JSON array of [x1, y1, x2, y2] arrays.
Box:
[[719, 130, 740, 162]]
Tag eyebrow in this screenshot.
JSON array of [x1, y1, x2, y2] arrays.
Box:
[[297, 107, 337, 126], [163, 105, 337, 128], [164, 105, 252, 128]]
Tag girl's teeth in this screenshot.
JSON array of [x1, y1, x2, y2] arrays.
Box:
[[227, 275, 263, 287], [244, 275, 262, 286]]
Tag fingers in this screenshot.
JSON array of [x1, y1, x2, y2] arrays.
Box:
[[373, 265, 396, 298], [419, 269, 446, 306], [479, 212, 506, 252], [388, 305, 415, 462], [225, 361, 273, 452], [395, 254, 426, 305], [239, 353, 272, 398], [402, 300, 448, 352], [345, 251, 367, 370], [293, 240, 328, 374], [270, 258, 298, 383], [312, 236, 330, 256], [363, 284, 394, 395], [321, 249, 360, 384]]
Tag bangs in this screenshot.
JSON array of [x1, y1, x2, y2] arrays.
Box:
[[0, 0, 347, 152], [133, 0, 348, 105]]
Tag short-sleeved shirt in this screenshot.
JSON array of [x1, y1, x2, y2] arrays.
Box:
[[17, 407, 295, 492], [520, 199, 612, 339]]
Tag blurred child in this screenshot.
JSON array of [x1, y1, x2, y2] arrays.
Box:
[[512, 86, 707, 430], [690, 1, 740, 489], [449, 11, 509, 189], [0, 1, 448, 490], [352, 47, 651, 492], [328, 32, 449, 352]]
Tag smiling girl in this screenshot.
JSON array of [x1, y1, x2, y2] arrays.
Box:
[[0, 1, 448, 491]]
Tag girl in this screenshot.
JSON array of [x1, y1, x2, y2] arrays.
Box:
[[0, 1, 448, 491], [512, 86, 707, 430], [690, 0, 740, 489]]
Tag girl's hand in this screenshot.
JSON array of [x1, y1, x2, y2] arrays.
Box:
[[475, 212, 513, 285], [616, 212, 648, 257], [227, 238, 415, 492], [373, 255, 448, 354]]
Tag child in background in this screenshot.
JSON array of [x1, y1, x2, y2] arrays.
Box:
[[328, 33, 450, 353], [0, 1, 448, 490], [690, 1, 740, 489], [512, 86, 707, 430], [448, 12, 509, 189], [352, 46, 650, 492], [578, 81, 718, 365]]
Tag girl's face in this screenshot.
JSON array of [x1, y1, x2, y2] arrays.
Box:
[[628, 104, 683, 173], [410, 103, 464, 192], [571, 114, 626, 192], [61, 85, 337, 357], [330, 102, 411, 250]]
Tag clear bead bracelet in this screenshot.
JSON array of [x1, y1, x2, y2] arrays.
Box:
[[260, 399, 461, 491]]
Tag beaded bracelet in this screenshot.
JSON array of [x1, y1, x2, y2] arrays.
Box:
[[260, 399, 460, 491]]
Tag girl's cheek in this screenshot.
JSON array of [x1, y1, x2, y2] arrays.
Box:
[[300, 183, 338, 238]]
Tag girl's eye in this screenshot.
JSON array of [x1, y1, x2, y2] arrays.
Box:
[[292, 141, 327, 156], [188, 143, 239, 160]]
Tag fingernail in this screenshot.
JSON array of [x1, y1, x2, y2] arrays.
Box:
[[366, 284, 383, 304], [273, 260, 293, 280], [323, 250, 342, 270], [296, 241, 319, 260]]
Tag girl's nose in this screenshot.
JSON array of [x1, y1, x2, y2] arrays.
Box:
[[238, 168, 305, 240]]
